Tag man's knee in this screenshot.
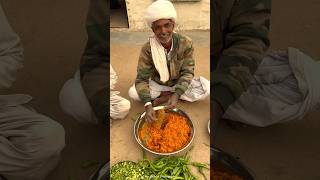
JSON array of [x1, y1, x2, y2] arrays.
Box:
[[28, 116, 65, 161], [121, 98, 130, 112], [118, 97, 131, 118], [111, 96, 131, 119], [128, 86, 141, 101], [59, 72, 93, 123], [3, 115, 64, 180]]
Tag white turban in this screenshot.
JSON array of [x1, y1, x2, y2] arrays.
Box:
[[144, 0, 177, 28]]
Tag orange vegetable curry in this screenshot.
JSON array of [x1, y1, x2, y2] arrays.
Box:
[[139, 109, 191, 153]]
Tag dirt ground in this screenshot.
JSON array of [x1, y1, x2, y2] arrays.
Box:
[[1, 0, 319, 179], [110, 31, 210, 179]]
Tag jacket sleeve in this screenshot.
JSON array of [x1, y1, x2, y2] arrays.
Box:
[[213, 0, 271, 111], [80, 0, 108, 76], [0, 3, 24, 90], [135, 43, 153, 104], [80, 0, 108, 123]]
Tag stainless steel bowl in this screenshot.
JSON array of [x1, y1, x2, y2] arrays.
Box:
[[134, 106, 195, 156]]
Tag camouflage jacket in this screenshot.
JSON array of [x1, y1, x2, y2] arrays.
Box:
[[80, 0, 108, 123], [135, 33, 195, 104], [212, 0, 271, 111]]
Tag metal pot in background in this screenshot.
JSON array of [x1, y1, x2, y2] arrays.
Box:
[[211, 147, 256, 180]]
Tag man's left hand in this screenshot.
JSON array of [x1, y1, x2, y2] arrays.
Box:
[[165, 93, 179, 109]]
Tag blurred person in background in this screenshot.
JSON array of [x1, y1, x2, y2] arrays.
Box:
[[0, 3, 65, 180]]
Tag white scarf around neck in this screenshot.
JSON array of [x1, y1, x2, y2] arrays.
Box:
[[149, 35, 170, 83]]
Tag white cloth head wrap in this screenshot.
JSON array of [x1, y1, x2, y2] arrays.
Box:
[[144, 0, 177, 28]]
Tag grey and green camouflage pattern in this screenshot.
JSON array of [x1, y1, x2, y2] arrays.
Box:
[[135, 33, 195, 104], [212, 0, 271, 111]]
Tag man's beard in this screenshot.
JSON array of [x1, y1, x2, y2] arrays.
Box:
[[157, 33, 172, 44]]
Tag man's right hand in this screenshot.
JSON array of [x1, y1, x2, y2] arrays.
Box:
[[145, 104, 156, 122]]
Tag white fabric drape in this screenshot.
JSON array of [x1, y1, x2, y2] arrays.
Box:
[[224, 48, 320, 127], [149, 36, 170, 83]]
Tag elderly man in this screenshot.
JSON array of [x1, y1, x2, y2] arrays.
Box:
[[0, 3, 65, 180], [128, 0, 210, 122]]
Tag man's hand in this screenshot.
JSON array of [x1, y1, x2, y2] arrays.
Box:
[[145, 104, 156, 122], [165, 93, 179, 109]]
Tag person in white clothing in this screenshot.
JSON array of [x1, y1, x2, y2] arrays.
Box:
[[110, 65, 130, 120]]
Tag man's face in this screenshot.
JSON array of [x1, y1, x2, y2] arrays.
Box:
[[152, 19, 175, 44]]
